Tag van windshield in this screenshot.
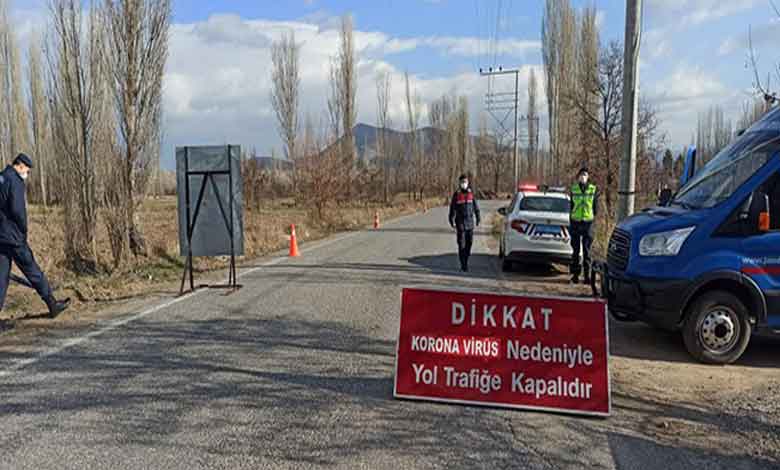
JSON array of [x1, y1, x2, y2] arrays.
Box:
[[674, 109, 780, 209]]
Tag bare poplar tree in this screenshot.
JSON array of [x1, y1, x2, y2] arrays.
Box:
[[456, 96, 470, 179], [570, 41, 623, 218], [404, 71, 423, 199], [46, 0, 105, 270], [696, 105, 733, 164], [542, 0, 578, 181], [28, 32, 50, 206], [527, 68, 539, 178], [9, 29, 29, 158], [328, 14, 357, 198], [542, 0, 560, 179], [102, 0, 171, 264], [0, 0, 12, 164], [429, 94, 454, 196], [327, 57, 342, 142], [575, 6, 599, 169], [375, 70, 392, 203], [0, 0, 30, 163], [270, 31, 300, 181]]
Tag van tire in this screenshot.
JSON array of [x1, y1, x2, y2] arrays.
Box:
[[502, 260, 513, 272], [682, 291, 751, 365]]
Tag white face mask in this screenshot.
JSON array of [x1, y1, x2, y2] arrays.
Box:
[[19, 171, 29, 181], [460, 182, 469, 190], [579, 175, 588, 184]]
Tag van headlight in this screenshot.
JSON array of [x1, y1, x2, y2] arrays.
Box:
[[639, 227, 695, 257]]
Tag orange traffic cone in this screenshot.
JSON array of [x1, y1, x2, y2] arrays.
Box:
[[289, 224, 300, 257], [373, 212, 380, 229]]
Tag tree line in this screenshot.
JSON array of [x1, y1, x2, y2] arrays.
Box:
[[268, 15, 479, 218], [0, 0, 170, 272]]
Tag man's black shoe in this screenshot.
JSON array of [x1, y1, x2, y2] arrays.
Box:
[[48, 298, 71, 319], [571, 276, 580, 285]]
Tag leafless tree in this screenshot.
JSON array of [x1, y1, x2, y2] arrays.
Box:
[[270, 31, 300, 188], [569, 40, 623, 218], [696, 105, 732, 164], [0, 1, 30, 164], [375, 70, 392, 203], [0, 0, 9, 164], [297, 113, 341, 220], [429, 93, 456, 196], [455, 96, 471, 180], [326, 15, 357, 198], [101, 0, 171, 264], [542, 0, 578, 181], [27, 31, 50, 206], [527, 68, 539, 178], [404, 71, 423, 199], [737, 96, 771, 131], [46, 0, 105, 271]]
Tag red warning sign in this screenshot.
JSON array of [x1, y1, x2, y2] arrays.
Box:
[[394, 288, 610, 417]]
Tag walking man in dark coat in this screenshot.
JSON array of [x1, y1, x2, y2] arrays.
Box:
[[449, 174, 481, 272], [0, 154, 70, 317]]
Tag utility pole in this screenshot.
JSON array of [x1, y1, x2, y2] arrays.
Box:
[[481, 67, 521, 192], [618, 0, 642, 221]]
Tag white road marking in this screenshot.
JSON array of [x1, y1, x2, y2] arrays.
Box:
[[0, 220, 391, 378]]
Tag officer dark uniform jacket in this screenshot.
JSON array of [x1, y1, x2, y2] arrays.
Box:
[[449, 183, 481, 272], [0, 154, 64, 315], [569, 172, 599, 284]]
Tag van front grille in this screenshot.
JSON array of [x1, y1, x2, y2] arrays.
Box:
[[607, 229, 631, 272]]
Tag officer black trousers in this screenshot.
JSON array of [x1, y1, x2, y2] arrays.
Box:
[[570, 221, 594, 279], [457, 229, 474, 270], [0, 243, 54, 310]]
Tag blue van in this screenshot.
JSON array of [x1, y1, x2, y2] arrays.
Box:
[[598, 105, 780, 364]]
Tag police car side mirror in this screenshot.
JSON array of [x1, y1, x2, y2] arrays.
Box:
[[497, 207, 507, 216]]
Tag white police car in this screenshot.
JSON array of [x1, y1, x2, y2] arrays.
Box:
[[498, 185, 573, 271]]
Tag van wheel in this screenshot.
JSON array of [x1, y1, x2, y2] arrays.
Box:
[[502, 260, 513, 272], [682, 291, 751, 365]]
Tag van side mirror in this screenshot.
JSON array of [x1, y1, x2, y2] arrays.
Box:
[[497, 207, 507, 216], [747, 191, 771, 232], [658, 188, 673, 207]]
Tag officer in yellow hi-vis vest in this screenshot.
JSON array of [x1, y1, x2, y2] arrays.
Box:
[[570, 167, 599, 284]]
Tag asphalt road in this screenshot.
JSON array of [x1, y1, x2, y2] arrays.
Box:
[[0, 203, 776, 469]]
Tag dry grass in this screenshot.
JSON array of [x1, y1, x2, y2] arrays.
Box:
[[2, 195, 442, 319]]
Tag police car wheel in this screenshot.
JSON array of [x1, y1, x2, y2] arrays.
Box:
[[502, 259, 513, 272], [682, 291, 751, 365]]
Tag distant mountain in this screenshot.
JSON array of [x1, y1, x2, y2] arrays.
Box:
[[351, 123, 488, 165]]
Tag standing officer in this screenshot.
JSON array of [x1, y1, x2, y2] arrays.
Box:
[[0, 154, 70, 317], [449, 174, 480, 272], [570, 167, 599, 284]]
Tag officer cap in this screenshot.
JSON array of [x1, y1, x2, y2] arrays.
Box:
[[13, 153, 33, 169]]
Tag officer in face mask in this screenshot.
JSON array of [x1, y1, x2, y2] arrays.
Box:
[[449, 174, 481, 272], [0, 153, 70, 318], [569, 167, 599, 284]]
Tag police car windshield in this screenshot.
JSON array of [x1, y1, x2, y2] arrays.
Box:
[[519, 196, 570, 213], [674, 108, 780, 209]]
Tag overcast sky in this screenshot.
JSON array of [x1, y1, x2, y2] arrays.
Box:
[[11, 0, 780, 169]]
